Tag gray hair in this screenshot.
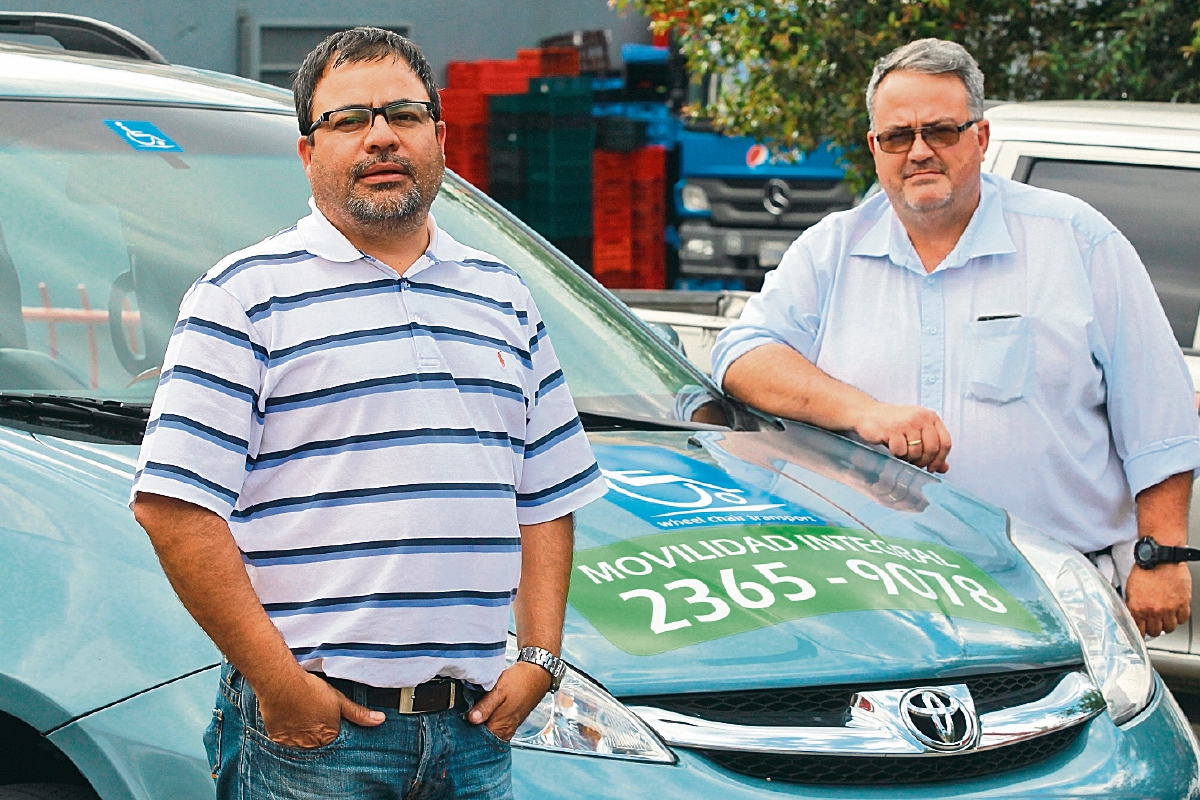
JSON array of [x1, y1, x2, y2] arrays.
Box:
[[866, 39, 984, 130]]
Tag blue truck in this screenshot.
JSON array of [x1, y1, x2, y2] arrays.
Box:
[[673, 128, 853, 288], [607, 44, 855, 290]]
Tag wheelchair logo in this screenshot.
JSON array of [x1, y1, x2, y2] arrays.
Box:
[[601, 468, 785, 518], [103, 120, 183, 152]]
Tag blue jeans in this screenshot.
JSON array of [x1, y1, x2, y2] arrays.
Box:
[[204, 662, 512, 800]]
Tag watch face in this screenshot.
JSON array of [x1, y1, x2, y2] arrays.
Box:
[[1136, 540, 1155, 563]]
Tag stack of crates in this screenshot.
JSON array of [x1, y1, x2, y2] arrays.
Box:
[[489, 76, 594, 240], [441, 60, 535, 191], [516, 46, 579, 78], [591, 145, 667, 289], [593, 102, 681, 149], [631, 145, 667, 288]]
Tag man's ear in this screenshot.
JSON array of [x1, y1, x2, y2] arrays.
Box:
[[298, 135, 313, 173], [866, 131, 877, 156], [974, 118, 991, 160], [435, 120, 447, 157]]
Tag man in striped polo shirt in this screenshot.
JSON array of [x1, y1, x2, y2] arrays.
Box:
[[131, 28, 605, 799]]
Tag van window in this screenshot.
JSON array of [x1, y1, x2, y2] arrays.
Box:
[[1024, 160, 1200, 348]]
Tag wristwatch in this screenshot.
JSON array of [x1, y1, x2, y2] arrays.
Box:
[[516, 646, 567, 693], [1133, 536, 1200, 569]]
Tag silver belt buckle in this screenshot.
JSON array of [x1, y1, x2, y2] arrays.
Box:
[[398, 686, 417, 714]]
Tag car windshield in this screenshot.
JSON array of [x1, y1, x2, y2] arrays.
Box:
[[0, 99, 729, 427]]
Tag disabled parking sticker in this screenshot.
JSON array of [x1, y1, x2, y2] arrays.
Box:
[[569, 525, 1041, 656], [103, 120, 183, 152], [594, 444, 825, 530]]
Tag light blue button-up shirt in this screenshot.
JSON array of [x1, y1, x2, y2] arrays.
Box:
[[712, 173, 1200, 552]]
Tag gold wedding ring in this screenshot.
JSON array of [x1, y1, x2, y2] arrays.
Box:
[[907, 439, 923, 447]]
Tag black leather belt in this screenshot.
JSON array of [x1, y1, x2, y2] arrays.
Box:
[[315, 674, 468, 714]]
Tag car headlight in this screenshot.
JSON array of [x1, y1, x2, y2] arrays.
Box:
[[505, 635, 675, 762], [1008, 516, 1153, 725], [683, 238, 715, 258], [680, 182, 710, 212]]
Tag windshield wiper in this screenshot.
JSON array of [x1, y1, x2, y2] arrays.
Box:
[[577, 410, 729, 432], [0, 394, 150, 444]]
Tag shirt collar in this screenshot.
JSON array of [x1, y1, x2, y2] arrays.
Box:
[[850, 173, 1016, 272], [296, 197, 442, 276]]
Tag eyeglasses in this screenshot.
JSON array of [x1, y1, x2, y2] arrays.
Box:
[[873, 120, 980, 154], [307, 100, 437, 136]]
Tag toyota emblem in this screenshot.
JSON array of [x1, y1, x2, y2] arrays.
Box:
[[763, 178, 791, 216], [899, 688, 978, 752]]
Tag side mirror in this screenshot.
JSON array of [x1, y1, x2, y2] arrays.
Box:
[[645, 321, 686, 357]]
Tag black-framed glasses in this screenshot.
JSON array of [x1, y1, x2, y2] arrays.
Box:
[[307, 99, 438, 136], [874, 119, 980, 154]]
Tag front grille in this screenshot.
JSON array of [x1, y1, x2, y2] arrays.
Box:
[[720, 178, 842, 192], [625, 685, 853, 727], [698, 724, 1084, 785], [621, 667, 1075, 728], [967, 669, 1068, 715]]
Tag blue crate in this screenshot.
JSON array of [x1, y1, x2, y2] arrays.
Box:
[[591, 101, 680, 148]]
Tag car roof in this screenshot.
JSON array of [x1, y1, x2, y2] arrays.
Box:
[[985, 100, 1200, 153], [0, 41, 294, 113]]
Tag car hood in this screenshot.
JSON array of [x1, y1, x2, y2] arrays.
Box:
[[0, 426, 218, 731], [567, 425, 1080, 697], [0, 419, 1078, 726]]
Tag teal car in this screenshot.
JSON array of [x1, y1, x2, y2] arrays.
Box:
[[1, 13, 1198, 800]]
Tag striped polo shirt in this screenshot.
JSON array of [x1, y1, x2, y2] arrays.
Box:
[[130, 199, 606, 689]]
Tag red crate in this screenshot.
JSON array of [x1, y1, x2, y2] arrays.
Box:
[[446, 60, 532, 96], [593, 207, 632, 238], [445, 124, 488, 156], [632, 239, 666, 289], [631, 145, 666, 182], [595, 270, 638, 289], [479, 60, 533, 95], [638, 208, 667, 232], [446, 61, 481, 89], [594, 236, 632, 271], [439, 88, 487, 125], [517, 47, 580, 77], [593, 149, 632, 178], [632, 178, 664, 204]]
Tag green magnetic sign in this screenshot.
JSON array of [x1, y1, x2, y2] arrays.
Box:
[[568, 525, 1040, 656]]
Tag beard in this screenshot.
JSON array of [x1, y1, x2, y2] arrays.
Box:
[[342, 154, 444, 232], [898, 157, 954, 213]]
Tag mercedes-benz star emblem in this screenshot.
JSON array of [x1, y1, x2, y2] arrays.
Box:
[[763, 178, 792, 216], [899, 688, 978, 752]]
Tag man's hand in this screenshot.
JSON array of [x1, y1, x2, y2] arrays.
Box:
[[1125, 563, 1192, 637], [855, 401, 952, 473], [257, 670, 384, 748], [466, 662, 552, 741]]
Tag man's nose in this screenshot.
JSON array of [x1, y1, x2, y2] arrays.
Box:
[[363, 113, 401, 150], [908, 130, 936, 161]]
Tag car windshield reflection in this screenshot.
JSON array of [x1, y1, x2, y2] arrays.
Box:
[[0, 99, 732, 430]]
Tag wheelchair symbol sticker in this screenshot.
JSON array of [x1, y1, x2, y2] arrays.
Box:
[[103, 120, 183, 152]]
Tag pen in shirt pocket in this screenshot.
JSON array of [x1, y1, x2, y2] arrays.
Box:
[[977, 314, 1021, 321]]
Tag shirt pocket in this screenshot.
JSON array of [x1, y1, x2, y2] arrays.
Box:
[[961, 316, 1033, 404]]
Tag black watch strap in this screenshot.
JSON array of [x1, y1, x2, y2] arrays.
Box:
[[1135, 536, 1200, 568], [1162, 544, 1200, 563]]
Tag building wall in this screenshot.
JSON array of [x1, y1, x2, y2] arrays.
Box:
[[7, 1, 652, 83]]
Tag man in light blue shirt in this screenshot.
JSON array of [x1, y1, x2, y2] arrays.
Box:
[[712, 38, 1200, 638]]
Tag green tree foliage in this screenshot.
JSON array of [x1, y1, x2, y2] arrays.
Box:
[[616, 0, 1200, 187]]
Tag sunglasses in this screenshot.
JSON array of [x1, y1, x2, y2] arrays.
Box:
[[874, 120, 980, 154]]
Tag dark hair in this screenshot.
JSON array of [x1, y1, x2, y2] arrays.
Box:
[[292, 27, 441, 136]]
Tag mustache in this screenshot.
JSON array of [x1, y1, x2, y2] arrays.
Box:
[[902, 157, 946, 178], [350, 155, 415, 181]]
